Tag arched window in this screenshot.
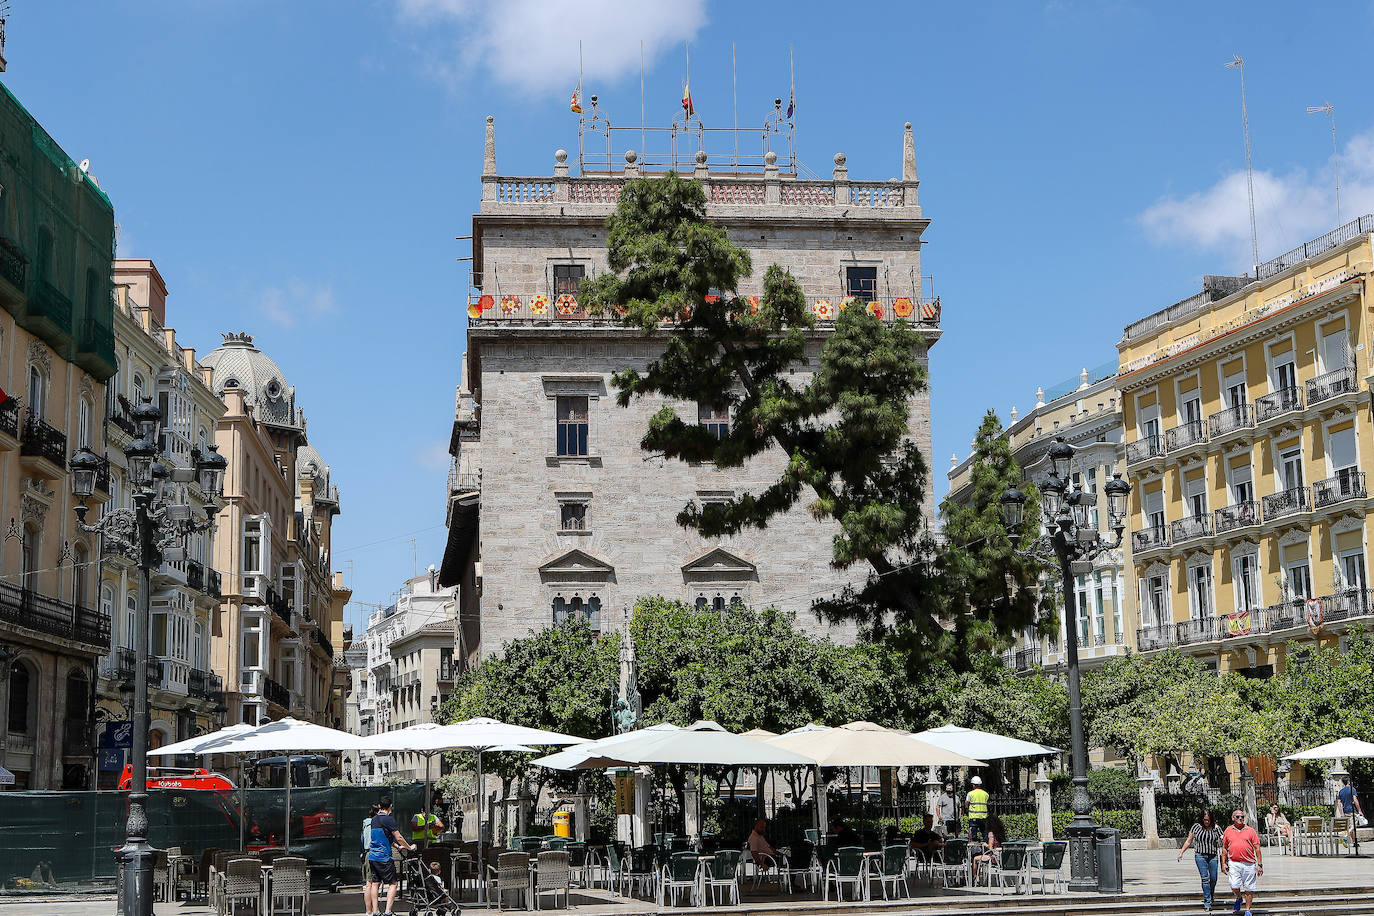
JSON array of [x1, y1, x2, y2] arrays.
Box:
[[73, 543, 90, 608], [124, 594, 136, 650], [8, 663, 32, 735], [77, 398, 92, 448], [27, 365, 44, 421], [132, 374, 145, 406]]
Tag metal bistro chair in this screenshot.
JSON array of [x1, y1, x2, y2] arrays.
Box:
[[625, 846, 659, 899], [603, 843, 625, 895], [222, 857, 263, 916], [268, 856, 310, 916], [870, 844, 910, 900], [982, 843, 1030, 895], [1034, 841, 1067, 894], [937, 839, 970, 888], [544, 836, 568, 851], [824, 846, 865, 902], [489, 850, 531, 911], [257, 847, 287, 867], [565, 841, 590, 887], [520, 836, 545, 854], [211, 849, 236, 913], [704, 849, 741, 906], [804, 828, 820, 846], [1333, 816, 1353, 852], [534, 850, 571, 910], [658, 851, 700, 907], [778, 840, 817, 892], [153, 849, 170, 903]]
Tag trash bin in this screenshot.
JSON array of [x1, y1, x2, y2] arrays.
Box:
[[553, 809, 572, 838], [1095, 826, 1123, 894]]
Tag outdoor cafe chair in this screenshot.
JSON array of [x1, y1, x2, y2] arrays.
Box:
[[520, 836, 545, 854], [603, 843, 625, 895], [743, 848, 782, 888], [534, 850, 571, 910], [937, 839, 970, 888], [981, 843, 1030, 895], [258, 847, 287, 866], [565, 841, 589, 887], [777, 840, 816, 892], [626, 846, 659, 898], [657, 851, 701, 907], [1300, 816, 1329, 855], [153, 849, 170, 903], [211, 849, 236, 913], [222, 857, 262, 916], [195, 848, 219, 903], [703, 848, 741, 905], [814, 842, 837, 879], [668, 835, 692, 853], [489, 851, 531, 911], [804, 828, 820, 846], [267, 856, 309, 916], [1034, 841, 1067, 894], [824, 845, 865, 902], [870, 845, 910, 900], [1333, 816, 1353, 851]]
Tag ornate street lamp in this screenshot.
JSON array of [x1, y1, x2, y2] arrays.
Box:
[[1002, 436, 1130, 892], [69, 396, 226, 916]]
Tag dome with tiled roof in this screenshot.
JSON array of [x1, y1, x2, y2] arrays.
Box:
[[200, 332, 304, 431]]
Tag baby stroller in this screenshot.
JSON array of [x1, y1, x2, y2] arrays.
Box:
[[402, 852, 461, 916]]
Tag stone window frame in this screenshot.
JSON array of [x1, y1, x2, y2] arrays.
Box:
[[554, 489, 593, 536], [542, 376, 604, 466]]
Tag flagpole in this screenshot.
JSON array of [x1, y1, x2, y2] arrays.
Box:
[[640, 40, 645, 156], [732, 42, 738, 169]]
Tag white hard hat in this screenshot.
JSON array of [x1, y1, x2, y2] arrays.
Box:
[[971, 776, 983, 785]]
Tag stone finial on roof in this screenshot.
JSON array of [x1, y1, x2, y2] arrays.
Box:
[[553, 148, 569, 178], [624, 149, 639, 177], [832, 152, 848, 181], [950, 452, 957, 468], [693, 148, 709, 180], [1078, 367, 1090, 391], [1010, 406, 1019, 422], [483, 116, 496, 176], [903, 122, 917, 182], [1035, 386, 1045, 408]]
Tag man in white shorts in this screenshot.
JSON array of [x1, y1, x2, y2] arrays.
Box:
[[1219, 809, 1263, 916]]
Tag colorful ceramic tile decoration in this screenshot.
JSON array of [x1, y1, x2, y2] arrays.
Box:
[[530, 294, 550, 315], [501, 295, 521, 315], [555, 294, 579, 315], [840, 295, 858, 311], [478, 294, 494, 312], [866, 301, 884, 319], [813, 299, 834, 320], [892, 297, 913, 318], [747, 295, 761, 314]]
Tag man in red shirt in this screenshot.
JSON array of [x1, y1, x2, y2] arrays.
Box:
[[1220, 809, 1263, 916]]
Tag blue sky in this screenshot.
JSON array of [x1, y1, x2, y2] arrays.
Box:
[[9, 1, 1374, 628]]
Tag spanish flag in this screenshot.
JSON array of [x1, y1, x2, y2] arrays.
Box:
[[681, 81, 694, 118], [570, 87, 583, 115]]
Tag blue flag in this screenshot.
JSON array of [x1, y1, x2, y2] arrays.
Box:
[[786, 88, 794, 119]]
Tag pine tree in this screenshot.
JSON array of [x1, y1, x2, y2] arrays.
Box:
[[580, 174, 1029, 669], [938, 410, 1055, 655]]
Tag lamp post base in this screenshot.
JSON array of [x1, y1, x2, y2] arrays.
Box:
[[116, 839, 156, 916], [1067, 819, 1099, 892]]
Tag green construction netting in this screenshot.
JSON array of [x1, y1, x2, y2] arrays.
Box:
[[0, 785, 426, 892], [0, 79, 116, 381]]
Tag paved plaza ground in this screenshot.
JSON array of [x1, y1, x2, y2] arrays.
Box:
[[2, 849, 1372, 916]]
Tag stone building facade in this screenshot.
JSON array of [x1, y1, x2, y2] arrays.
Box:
[[199, 334, 348, 727], [0, 82, 116, 789], [93, 260, 227, 785], [439, 117, 941, 654]]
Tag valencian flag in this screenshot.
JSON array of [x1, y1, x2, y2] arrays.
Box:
[[570, 87, 583, 114], [786, 87, 794, 119], [681, 81, 694, 118]]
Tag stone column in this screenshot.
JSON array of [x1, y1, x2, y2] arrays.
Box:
[[1277, 766, 1291, 807], [481, 115, 497, 201], [1240, 774, 1258, 830], [1166, 772, 1183, 796], [763, 151, 780, 204], [832, 153, 850, 205], [553, 149, 570, 201], [1035, 764, 1053, 842], [573, 779, 589, 842], [683, 784, 701, 838], [1139, 776, 1160, 848], [925, 767, 941, 820]]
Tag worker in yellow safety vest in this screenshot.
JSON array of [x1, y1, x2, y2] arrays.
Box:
[[410, 810, 445, 842], [966, 775, 989, 842]]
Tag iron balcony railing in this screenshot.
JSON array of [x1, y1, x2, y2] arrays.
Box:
[[1208, 403, 1254, 438], [19, 416, 66, 466], [1214, 500, 1261, 534], [311, 626, 334, 660], [93, 455, 110, 494], [1126, 434, 1165, 465], [1165, 420, 1207, 452], [1014, 646, 1041, 670], [1136, 625, 1173, 651], [1262, 486, 1311, 520], [0, 579, 108, 648], [29, 278, 72, 329], [467, 291, 942, 327], [0, 236, 27, 290], [1314, 471, 1367, 508], [0, 403, 17, 439], [100, 647, 162, 683], [206, 569, 222, 599], [1255, 386, 1304, 422], [186, 559, 204, 593], [1132, 525, 1170, 551], [263, 675, 290, 708], [1307, 366, 1356, 406], [107, 404, 138, 438], [188, 668, 223, 700], [1175, 616, 1217, 646], [1171, 514, 1213, 543]]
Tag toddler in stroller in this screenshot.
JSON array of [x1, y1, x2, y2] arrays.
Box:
[[403, 856, 460, 916]]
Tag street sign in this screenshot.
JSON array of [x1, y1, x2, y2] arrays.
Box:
[[102, 721, 133, 749], [98, 749, 124, 772], [0, 766, 14, 785]]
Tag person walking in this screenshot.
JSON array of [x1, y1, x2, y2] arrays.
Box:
[[366, 795, 415, 916], [937, 781, 960, 837], [1220, 809, 1262, 916], [966, 776, 990, 842], [1337, 776, 1363, 849], [1177, 810, 1223, 911], [361, 802, 381, 910]]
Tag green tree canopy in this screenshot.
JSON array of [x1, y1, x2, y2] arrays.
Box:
[[938, 410, 1054, 655], [581, 174, 1026, 670], [929, 652, 1070, 750], [1248, 626, 1374, 757]]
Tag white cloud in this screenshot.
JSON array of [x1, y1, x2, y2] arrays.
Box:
[[260, 279, 340, 328], [1140, 129, 1374, 271], [395, 0, 708, 94]]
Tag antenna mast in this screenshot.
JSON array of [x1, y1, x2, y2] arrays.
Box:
[[1226, 55, 1260, 275], [1306, 101, 1341, 224]]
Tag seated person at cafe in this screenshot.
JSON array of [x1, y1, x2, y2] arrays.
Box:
[[970, 814, 1005, 884], [909, 814, 945, 855], [748, 818, 779, 870], [830, 818, 863, 849]]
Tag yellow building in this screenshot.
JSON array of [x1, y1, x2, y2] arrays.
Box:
[[947, 362, 1135, 673], [1118, 218, 1374, 674]]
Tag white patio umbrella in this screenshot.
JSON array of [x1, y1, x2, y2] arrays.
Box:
[[147, 724, 259, 852], [533, 720, 814, 769], [1282, 737, 1374, 760], [910, 724, 1060, 759], [361, 717, 588, 902]]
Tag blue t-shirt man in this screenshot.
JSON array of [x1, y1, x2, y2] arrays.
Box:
[[368, 811, 400, 862], [1338, 783, 1358, 814]]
